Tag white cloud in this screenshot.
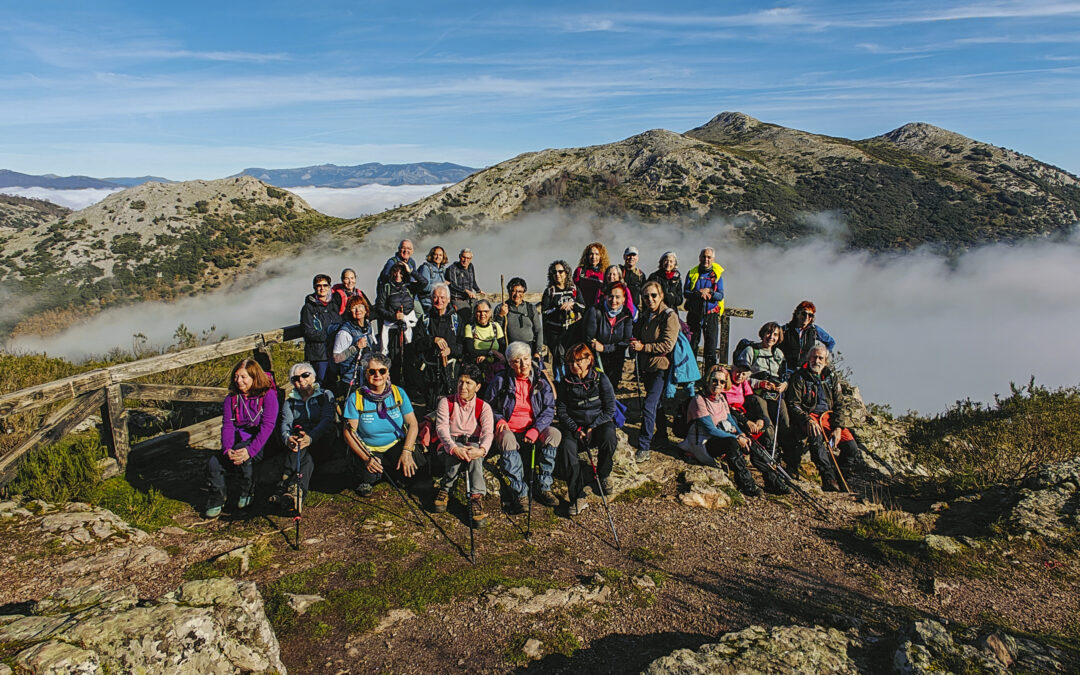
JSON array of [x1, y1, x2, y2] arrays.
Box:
[[0, 187, 122, 210], [289, 184, 450, 218]]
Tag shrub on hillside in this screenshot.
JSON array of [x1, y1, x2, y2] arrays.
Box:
[[906, 379, 1080, 492]]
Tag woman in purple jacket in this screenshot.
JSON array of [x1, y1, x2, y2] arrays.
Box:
[[205, 358, 279, 518]]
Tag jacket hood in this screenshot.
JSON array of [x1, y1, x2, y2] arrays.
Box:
[[288, 382, 325, 401], [305, 293, 332, 307]]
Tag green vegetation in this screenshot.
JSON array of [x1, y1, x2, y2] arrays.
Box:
[[906, 379, 1080, 493], [613, 480, 661, 502], [506, 629, 582, 665]]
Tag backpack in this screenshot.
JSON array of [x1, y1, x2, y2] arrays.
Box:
[[324, 320, 344, 354], [354, 385, 406, 437], [733, 338, 757, 367], [671, 397, 692, 439], [664, 323, 701, 399], [613, 399, 628, 428]]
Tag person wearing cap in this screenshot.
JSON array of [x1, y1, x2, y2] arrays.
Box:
[[619, 247, 645, 308], [275, 362, 337, 511], [781, 301, 836, 370], [683, 247, 725, 370], [495, 277, 544, 364]]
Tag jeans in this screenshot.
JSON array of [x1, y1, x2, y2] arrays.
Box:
[[687, 311, 720, 369], [207, 449, 264, 508], [312, 360, 336, 391], [493, 428, 561, 497], [638, 368, 668, 452], [441, 455, 487, 497], [559, 421, 617, 501], [349, 441, 425, 487]]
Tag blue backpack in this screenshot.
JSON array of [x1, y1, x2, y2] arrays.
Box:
[[664, 312, 700, 399]]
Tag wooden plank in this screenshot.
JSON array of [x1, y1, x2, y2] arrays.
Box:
[[0, 324, 302, 418], [719, 314, 731, 366], [103, 384, 130, 468], [725, 307, 755, 319], [121, 383, 229, 403], [130, 416, 223, 460], [0, 389, 106, 485]]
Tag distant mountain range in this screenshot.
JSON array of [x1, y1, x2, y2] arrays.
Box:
[[232, 162, 479, 187]]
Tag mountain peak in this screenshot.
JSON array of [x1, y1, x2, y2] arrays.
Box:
[[684, 112, 770, 144], [873, 122, 974, 150]]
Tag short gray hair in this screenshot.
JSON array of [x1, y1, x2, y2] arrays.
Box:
[[432, 282, 450, 298], [474, 298, 492, 312], [660, 251, 677, 266], [505, 341, 532, 362], [810, 343, 830, 359], [360, 352, 391, 375], [288, 362, 316, 380], [701, 247, 714, 256], [459, 247, 472, 256]]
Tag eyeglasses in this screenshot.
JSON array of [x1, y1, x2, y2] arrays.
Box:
[[367, 368, 388, 376], [645, 292, 661, 298], [711, 378, 729, 385], [315, 283, 330, 288], [291, 373, 313, 381]]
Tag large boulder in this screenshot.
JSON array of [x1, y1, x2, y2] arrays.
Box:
[[643, 624, 858, 674], [37, 502, 149, 545], [677, 466, 735, 510], [894, 620, 1068, 674], [1007, 458, 1080, 539], [0, 579, 286, 673]]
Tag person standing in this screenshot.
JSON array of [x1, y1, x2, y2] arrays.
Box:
[[415, 246, 449, 312], [573, 242, 608, 312], [495, 277, 544, 364], [541, 260, 584, 381], [646, 251, 683, 313], [331, 268, 369, 316], [683, 247, 725, 370], [377, 239, 417, 286], [620, 246, 646, 310], [583, 282, 633, 382], [300, 274, 340, 389], [446, 248, 482, 313], [629, 280, 680, 462]]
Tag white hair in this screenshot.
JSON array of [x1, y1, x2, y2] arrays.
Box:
[[505, 341, 532, 362], [288, 362, 316, 379]]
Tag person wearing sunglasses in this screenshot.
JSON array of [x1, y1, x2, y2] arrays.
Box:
[[780, 300, 836, 370], [342, 353, 420, 497], [300, 273, 340, 389], [679, 365, 785, 496], [274, 362, 337, 512], [619, 246, 646, 310], [541, 259, 584, 381], [629, 280, 681, 462]]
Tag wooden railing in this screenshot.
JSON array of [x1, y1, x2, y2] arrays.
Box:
[[0, 305, 756, 486], [0, 325, 303, 484]]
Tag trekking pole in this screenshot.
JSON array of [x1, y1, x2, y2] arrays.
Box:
[[499, 275, 508, 334], [585, 442, 621, 550], [345, 426, 424, 525], [525, 441, 535, 540], [294, 438, 303, 550], [750, 441, 829, 519], [827, 437, 850, 492], [462, 455, 476, 564], [769, 400, 782, 463]]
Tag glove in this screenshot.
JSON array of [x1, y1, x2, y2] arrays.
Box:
[[524, 428, 540, 444]]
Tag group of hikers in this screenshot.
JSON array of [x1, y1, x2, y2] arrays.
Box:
[[205, 239, 864, 528]]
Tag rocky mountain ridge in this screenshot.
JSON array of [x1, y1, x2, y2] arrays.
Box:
[[0, 194, 71, 231]]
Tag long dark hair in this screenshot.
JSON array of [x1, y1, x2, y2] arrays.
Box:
[[228, 358, 273, 397]]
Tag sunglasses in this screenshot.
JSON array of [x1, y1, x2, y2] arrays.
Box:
[[554, 269, 566, 274], [711, 378, 729, 385], [315, 283, 330, 288], [645, 292, 661, 298], [291, 373, 313, 381], [367, 368, 388, 376], [798, 311, 814, 317]]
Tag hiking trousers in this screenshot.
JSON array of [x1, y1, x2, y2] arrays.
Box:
[[494, 428, 560, 498], [206, 449, 264, 508], [559, 422, 617, 502], [687, 311, 720, 369], [280, 447, 316, 496], [638, 368, 668, 453], [704, 437, 757, 492]]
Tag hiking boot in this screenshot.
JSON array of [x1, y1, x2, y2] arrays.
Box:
[[535, 490, 557, 507], [237, 495, 253, 510], [822, 479, 841, 493], [634, 449, 652, 463], [506, 496, 527, 515], [739, 483, 764, 498], [356, 481, 375, 497], [204, 505, 222, 519], [433, 488, 450, 513], [469, 495, 488, 528], [767, 481, 791, 496], [600, 476, 614, 495], [569, 497, 589, 516], [283, 484, 302, 512]]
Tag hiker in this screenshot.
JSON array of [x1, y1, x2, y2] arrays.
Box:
[[300, 274, 340, 389], [629, 280, 680, 462], [415, 246, 449, 312], [556, 343, 617, 516], [495, 277, 544, 364], [331, 268, 369, 316], [723, 363, 780, 457], [781, 300, 836, 370], [413, 283, 464, 405], [462, 300, 507, 372], [343, 353, 421, 496], [785, 344, 861, 491], [540, 259, 585, 381], [620, 246, 646, 310], [433, 364, 494, 528], [446, 247, 482, 313], [583, 281, 633, 383], [374, 262, 421, 391], [482, 341, 561, 514], [275, 362, 336, 511], [683, 247, 725, 369], [206, 359, 279, 518], [679, 365, 784, 497], [377, 239, 417, 286], [646, 251, 683, 312], [332, 295, 380, 394], [734, 321, 792, 460], [602, 265, 637, 318], [573, 242, 609, 311]]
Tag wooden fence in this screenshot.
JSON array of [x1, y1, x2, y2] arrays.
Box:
[[0, 305, 754, 487]]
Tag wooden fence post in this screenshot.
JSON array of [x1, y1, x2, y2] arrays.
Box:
[[103, 383, 130, 468], [719, 313, 731, 366]]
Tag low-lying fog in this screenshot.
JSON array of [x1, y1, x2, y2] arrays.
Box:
[[5, 212, 1077, 415]]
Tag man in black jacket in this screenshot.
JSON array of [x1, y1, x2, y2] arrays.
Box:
[[413, 284, 464, 404], [300, 274, 341, 388], [446, 248, 482, 313]]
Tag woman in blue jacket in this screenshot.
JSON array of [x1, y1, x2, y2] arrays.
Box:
[[583, 282, 634, 383]]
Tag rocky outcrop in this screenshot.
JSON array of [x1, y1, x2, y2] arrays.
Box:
[[643, 624, 859, 674], [894, 620, 1067, 674], [37, 502, 149, 545], [0, 579, 286, 673], [485, 574, 612, 614], [677, 466, 735, 510], [1007, 458, 1080, 539]]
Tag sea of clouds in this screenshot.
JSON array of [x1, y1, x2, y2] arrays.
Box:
[[5, 211, 1077, 415]]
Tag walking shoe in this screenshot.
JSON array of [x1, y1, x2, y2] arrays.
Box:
[[356, 481, 375, 497], [469, 495, 488, 528], [433, 488, 450, 513], [505, 496, 526, 515], [535, 490, 558, 507], [204, 505, 222, 519], [739, 483, 764, 498], [569, 497, 589, 516], [237, 495, 252, 510], [600, 476, 614, 494], [767, 481, 792, 496], [822, 479, 841, 493], [634, 449, 651, 463]]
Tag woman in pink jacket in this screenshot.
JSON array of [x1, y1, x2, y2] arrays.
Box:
[[432, 363, 494, 528]]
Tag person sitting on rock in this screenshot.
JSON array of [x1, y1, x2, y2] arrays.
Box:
[[432, 364, 494, 528], [275, 362, 336, 512], [556, 343, 618, 516], [785, 344, 861, 491], [781, 300, 836, 370], [482, 341, 561, 514], [678, 365, 785, 496], [734, 321, 791, 456]]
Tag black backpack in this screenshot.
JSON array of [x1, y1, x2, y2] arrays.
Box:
[[733, 338, 757, 366], [671, 396, 692, 439]]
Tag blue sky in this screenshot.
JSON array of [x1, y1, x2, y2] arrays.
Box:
[[1, 0, 1078, 179]]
